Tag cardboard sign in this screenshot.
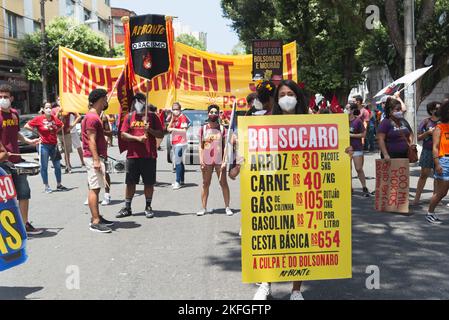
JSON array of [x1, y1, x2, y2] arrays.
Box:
[[252, 40, 283, 81], [375, 159, 409, 213], [239, 114, 352, 283]]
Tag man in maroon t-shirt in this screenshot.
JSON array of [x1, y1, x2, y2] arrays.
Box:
[[0, 84, 42, 235], [116, 93, 164, 219], [82, 88, 115, 233]]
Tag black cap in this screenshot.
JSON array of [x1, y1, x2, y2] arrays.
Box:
[[133, 92, 146, 102], [88, 88, 108, 104]]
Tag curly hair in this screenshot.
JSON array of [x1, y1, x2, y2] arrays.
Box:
[[256, 80, 276, 104]]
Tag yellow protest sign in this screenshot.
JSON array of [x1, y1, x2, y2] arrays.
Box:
[[59, 42, 297, 114], [238, 114, 352, 283]]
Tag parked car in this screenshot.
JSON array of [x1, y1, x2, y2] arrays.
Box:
[[18, 114, 40, 153], [166, 110, 209, 165]]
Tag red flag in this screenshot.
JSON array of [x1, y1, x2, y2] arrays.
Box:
[[308, 95, 316, 111], [330, 95, 343, 113], [320, 99, 327, 109], [123, 17, 136, 87]]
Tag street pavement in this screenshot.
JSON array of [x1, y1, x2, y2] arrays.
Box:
[[1, 142, 449, 300]]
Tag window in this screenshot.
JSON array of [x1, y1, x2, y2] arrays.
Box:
[[66, 0, 75, 16], [114, 25, 124, 35], [84, 8, 91, 22], [98, 18, 108, 33], [105, 0, 110, 6], [6, 11, 17, 38], [34, 21, 41, 32]]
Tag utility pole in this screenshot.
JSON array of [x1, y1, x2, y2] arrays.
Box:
[[404, 0, 416, 141], [40, 0, 47, 103]]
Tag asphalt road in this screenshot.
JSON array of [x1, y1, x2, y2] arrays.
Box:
[[1, 142, 449, 300]]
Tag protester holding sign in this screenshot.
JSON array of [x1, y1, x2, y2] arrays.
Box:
[[167, 102, 190, 190], [253, 80, 308, 301], [25, 102, 68, 194], [377, 97, 413, 160], [348, 103, 370, 197], [427, 100, 449, 224], [413, 101, 441, 205], [197, 105, 232, 217]]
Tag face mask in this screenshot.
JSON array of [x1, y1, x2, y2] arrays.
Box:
[[278, 96, 297, 113], [209, 114, 219, 122], [134, 101, 145, 113], [0, 98, 11, 110], [393, 111, 403, 119], [44, 108, 52, 116], [172, 110, 181, 117], [253, 99, 264, 111]]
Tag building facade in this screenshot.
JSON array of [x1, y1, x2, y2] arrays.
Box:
[[111, 7, 136, 48], [0, 0, 111, 113]]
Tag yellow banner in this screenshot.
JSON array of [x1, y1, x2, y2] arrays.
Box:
[[238, 114, 352, 283], [58, 42, 297, 114]]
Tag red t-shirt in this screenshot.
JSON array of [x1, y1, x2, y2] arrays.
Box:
[[169, 114, 190, 145], [0, 109, 21, 163], [121, 112, 163, 159], [28, 115, 63, 145], [82, 112, 107, 158]]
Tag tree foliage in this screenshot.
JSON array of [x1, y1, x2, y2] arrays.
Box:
[[176, 33, 206, 51], [17, 17, 109, 86]]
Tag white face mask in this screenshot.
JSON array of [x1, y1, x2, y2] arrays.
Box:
[[0, 97, 11, 110], [253, 99, 264, 111], [172, 110, 181, 117], [278, 96, 297, 113], [44, 108, 52, 116], [134, 101, 145, 113]]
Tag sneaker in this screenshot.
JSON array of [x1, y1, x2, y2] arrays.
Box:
[[99, 216, 114, 227], [44, 186, 52, 194], [64, 167, 72, 174], [172, 182, 181, 190], [56, 185, 68, 191], [26, 222, 44, 235], [362, 187, 370, 197], [89, 223, 112, 233], [290, 290, 304, 300], [145, 207, 154, 218], [197, 208, 207, 216], [84, 199, 88, 205], [225, 207, 234, 216], [426, 214, 443, 225], [116, 207, 132, 218], [101, 195, 111, 206], [253, 283, 271, 300]]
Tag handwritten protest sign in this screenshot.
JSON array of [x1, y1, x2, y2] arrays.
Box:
[[375, 159, 409, 214], [239, 114, 352, 283]]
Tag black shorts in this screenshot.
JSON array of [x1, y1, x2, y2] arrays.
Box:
[[125, 158, 156, 186]]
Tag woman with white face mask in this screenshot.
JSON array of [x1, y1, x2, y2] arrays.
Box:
[[167, 102, 190, 189], [377, 97, 412, 160], [252, 80, 276, 115], [25, 102, 67, 193]]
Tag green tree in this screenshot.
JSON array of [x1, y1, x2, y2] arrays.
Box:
[[363, 0, 449, 105], [176, 33, 206, 51], [17, 17, 109, 96], [231, 41, 247, 55], [110, 43, 125, 58], [221, 0, 372, 103]]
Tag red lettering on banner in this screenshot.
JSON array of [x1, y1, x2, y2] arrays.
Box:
[[217, 61, 233, 92], [62, 57, 67, 92], [105, 68, 118, 93], [286, 53, 293, 80], [247, 125, 339, 152], [203, 59, 218, 92], [176, 55, 189, 90], [189, 56, 203, 91], [90, 65, 106, 89], [67, 59, 89, 95]]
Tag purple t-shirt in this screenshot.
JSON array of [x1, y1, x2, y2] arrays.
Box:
[[349, 118, 365, 151], [418, 118, 438, 150], [378, 118, 410, 154]]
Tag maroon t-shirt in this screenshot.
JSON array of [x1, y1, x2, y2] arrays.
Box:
[[121, 112, 162, 159], [0, 109, 21, 163], [82, 112, 107, 158]]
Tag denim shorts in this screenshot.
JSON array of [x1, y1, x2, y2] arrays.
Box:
[[0, 163, 31, 200], [434, 156, 449, 181]]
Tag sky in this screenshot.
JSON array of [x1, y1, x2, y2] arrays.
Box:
[[110, 0, 240, 53]]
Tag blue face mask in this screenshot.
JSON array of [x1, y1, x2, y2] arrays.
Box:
[[393, 111, 403, 119]]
